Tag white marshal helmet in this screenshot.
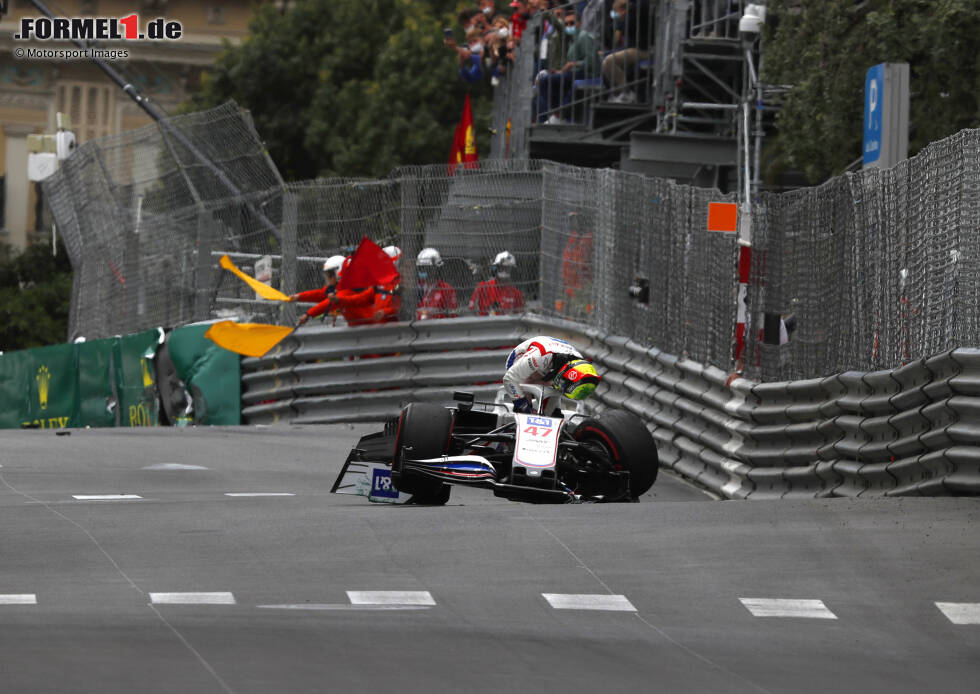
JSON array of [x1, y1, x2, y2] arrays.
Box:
[[323, 255, 346, 276], [416, 247, 443, 267], [492, 250, 516, 278], [383, 245, 402, 265]]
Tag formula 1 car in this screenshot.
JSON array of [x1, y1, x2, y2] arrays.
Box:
[[332, 387, 659, 504]]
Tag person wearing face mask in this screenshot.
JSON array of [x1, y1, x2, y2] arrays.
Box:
[[536, 9, 599, 124], [469, 251, 525, 315], [478, 0, 498, 22], [446, 24, 487, 84], [415, 248, 459, 320], [602, 0, 652, 104]]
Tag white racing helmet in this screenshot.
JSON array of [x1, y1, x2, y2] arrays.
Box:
[[492, 250, 516, 279], [323, 255, 346, 277]]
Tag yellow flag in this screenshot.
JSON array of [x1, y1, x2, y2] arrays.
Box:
[[204, 321, 294, 358], [219, 255, 290, 302]]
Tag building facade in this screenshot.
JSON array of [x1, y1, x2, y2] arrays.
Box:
[[0, 0, 260, 251]]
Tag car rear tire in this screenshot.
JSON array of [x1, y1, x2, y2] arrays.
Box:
[[391, 402, 453, 505], [573, 410, 659, 499]]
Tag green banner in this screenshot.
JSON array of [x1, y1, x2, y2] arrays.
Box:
[[0, 349, 33, 429], [0, 329, 163, 429], [115, 330, 163, 428], [75, 340, 115, 428], [166, 324, 241, 426], [20, 343, 76, 429]]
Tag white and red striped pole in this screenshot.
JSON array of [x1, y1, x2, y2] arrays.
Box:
[[706, 201, 750, 371]]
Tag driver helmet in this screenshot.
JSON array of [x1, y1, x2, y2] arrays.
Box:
[[416, 247, 443, 280], [323, 255, 346, 278], [492, 250, 516, 279], [553, 358, 601, 401]]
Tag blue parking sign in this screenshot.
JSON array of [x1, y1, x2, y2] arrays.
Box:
[[863, 64, 884, 165]]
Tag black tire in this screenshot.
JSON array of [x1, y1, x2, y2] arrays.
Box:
[[573, 410, 659, 499], [391, 402, 453, 505]]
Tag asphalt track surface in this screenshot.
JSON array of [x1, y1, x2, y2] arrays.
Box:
[[0, 425, 977, 694]]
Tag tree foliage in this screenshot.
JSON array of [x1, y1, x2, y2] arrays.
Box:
[[191, 0, 494, 180], [763, 0, 980, 183], [0, 242, 72, 352]]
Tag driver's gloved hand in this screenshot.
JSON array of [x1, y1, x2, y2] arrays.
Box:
[[512, 397, 532, 414]]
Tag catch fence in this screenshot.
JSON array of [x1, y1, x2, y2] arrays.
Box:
[[41, 102, 979, 382]]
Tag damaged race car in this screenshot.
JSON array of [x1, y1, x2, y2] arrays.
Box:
[[332, 386, 658, 504]]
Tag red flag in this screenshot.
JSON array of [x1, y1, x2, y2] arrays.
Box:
[[337, 237, 399, 291], [448, 121, 464, 175], [449, 95, 478, 175], [460, 93, 478, 169]]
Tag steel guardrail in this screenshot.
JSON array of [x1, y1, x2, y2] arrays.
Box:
[[241, 314, 980, 499]]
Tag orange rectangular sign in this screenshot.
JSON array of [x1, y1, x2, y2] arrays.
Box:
[[707, 202, 738, 233]]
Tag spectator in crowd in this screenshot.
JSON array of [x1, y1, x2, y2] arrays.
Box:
[[536, 8, 599, 124], [415, 247, 459, 320], [481, 24, 510, 84], [541, 3, 568, 73], [602, 0, 652, 103], [608, 0, 627, 49], [581, 0, 613, 40], [478, 0, 499, 21], [458, 7, 483, 32], [469, 250, 525, 315], [446, 24, 488, 84], [509, 0, 532, 42]]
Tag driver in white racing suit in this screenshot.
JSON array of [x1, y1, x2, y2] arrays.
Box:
[[503, 336, 601, 414]]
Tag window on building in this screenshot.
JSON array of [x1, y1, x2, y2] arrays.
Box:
[[57, 82, 116, 144], [79, 0, 98, 15], [207, 6, 224, 24]]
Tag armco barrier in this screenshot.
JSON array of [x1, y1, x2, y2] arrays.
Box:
[[241, 315, 980, 499]]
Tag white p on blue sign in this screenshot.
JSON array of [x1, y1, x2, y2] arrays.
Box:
[[863, 63, 884, 165]]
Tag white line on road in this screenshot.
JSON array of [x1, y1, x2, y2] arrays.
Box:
[[0, 594, 37, 605], [257, 604, 432, 611], [150, 592, 236, 605], [144, 463, 209, 471], [72, 494, 143, 501], [936, 602, 980, 625], [542, 593, 637, 612], [347, 591, 436, 606], [740, 598, 837, 619], [224, 493, 296, 497]]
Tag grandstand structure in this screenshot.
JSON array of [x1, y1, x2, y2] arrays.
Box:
[[491, 0, 774, 194]]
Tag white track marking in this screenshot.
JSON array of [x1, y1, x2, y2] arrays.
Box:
[[346, 591, 436, 606], [72, 494, 142, 501], [144, 463, 209, 471], [224, 492, 295, 497], [0, 594, 37, 605], [542, 593, 637, 612], [257, 604, 431, 611], [936, 602, 980, 625], [150, 592, 236, 605], [739, 598, 837, 619]]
